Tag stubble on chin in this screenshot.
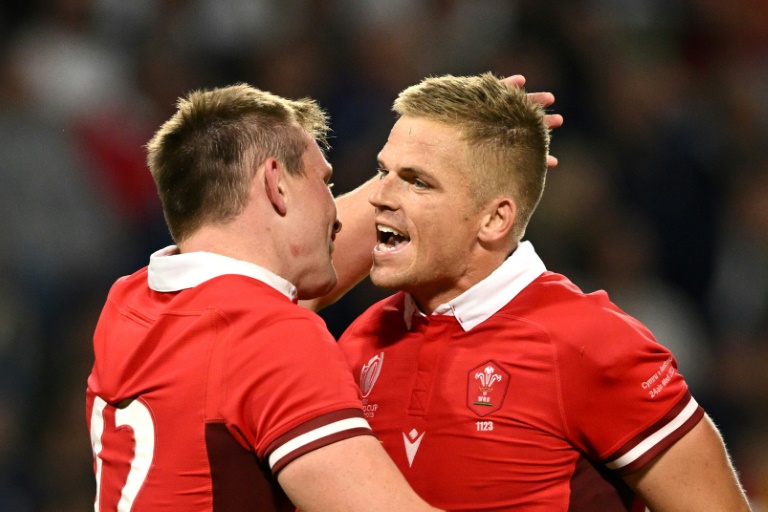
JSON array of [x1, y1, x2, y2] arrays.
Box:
[[370, 267, 408, 292]]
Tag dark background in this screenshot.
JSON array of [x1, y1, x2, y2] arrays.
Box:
[[0, 0, 766, 509]]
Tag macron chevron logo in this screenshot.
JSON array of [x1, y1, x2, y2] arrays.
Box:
[[402, 429, 425, 467]]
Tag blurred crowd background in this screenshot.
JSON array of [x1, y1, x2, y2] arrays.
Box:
[[0, 0, 766, 510]]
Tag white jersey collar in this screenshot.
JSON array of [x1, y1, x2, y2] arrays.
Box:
[[404, 241, 546, 331], [147, 245, 298, 302]]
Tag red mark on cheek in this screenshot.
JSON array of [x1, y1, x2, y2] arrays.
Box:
[[289, 245, 299, 257]]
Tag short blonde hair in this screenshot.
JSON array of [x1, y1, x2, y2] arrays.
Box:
[[146, 83, 330, 243], [393, 73, 549, 242]]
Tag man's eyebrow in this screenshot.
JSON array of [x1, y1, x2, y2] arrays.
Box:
[[401, 166, 437, 183], [377, 158, 435, 180]]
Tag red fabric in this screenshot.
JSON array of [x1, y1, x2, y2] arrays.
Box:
[[339, 272, 702, 511], [86, 270, 367, 511]]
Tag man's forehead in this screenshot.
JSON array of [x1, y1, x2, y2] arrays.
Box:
[[380, 116, 463, 163], [387, 116, 460, 145]]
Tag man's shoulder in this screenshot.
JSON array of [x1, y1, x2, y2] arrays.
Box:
[[496, 271, 644, 343], [187, 274, 295, 311], [111, 272, 317, 332], [108, 266, 149, 296], [196, 275, 334, 336], [507, 271, 618, 317], [103, 267, 155, 315]]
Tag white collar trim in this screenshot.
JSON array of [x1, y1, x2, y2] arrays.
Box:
[[404, 241, 546, 331], [147, 245, 298, 301]]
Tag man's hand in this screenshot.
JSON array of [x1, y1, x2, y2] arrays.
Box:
[[503, 75, 563, 169]]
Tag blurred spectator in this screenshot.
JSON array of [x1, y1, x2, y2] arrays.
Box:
[[707, 162, 768, 511], [0, 277, 41, 512], [9, 0, 131, 123], [0, 0, 764, 509], [709, 163, 768, 344]]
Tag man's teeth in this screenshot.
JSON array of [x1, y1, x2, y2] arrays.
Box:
[[378, 225, 405, 237], [376, 242, 401, 252], [376, 225, 409, 252]]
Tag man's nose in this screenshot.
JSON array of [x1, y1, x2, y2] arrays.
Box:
[[368, 176, 397, 210]]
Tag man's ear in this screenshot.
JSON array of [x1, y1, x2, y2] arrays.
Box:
[[478, 197, 516, 246], [263, 157, 287, 215]]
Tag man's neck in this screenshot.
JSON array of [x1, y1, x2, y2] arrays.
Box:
[[409, 242, 519, 315], [180, 224, 282, 277]]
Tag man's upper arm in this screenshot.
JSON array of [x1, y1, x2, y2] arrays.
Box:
[[277, 434, 440, 512], [624, 414, 751, 511]]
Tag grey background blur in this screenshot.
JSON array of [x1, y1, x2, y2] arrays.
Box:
[[0, 0, 766, 510]]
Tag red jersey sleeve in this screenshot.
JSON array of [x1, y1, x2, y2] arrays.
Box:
[[554, 293, 704, 475], [211, 307, 373, 474]]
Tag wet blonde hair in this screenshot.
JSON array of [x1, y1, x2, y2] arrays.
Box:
[[393, 73, 549, 242], [146, 83, 330, 243]]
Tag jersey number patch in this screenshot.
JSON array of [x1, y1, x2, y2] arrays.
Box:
[[90, 397, 156, 511]]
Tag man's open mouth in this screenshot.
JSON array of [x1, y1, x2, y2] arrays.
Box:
[[375, 225, 410, 252]]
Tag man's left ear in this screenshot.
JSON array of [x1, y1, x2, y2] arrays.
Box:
[[478, 197, 516, 245], [264, 157, 288, 216]]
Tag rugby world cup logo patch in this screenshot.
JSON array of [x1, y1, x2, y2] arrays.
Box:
[[360, 352, 384, 399], [467, 360, 509, 417]]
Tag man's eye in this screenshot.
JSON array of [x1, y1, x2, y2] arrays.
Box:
[[326, 182, 334, 189], [413, 178, 429, 189], [376, 167, 388, 178]]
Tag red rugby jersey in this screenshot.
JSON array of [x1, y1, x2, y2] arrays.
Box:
[[86, 247, 371, 511], [339, 242, 702, 511]]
